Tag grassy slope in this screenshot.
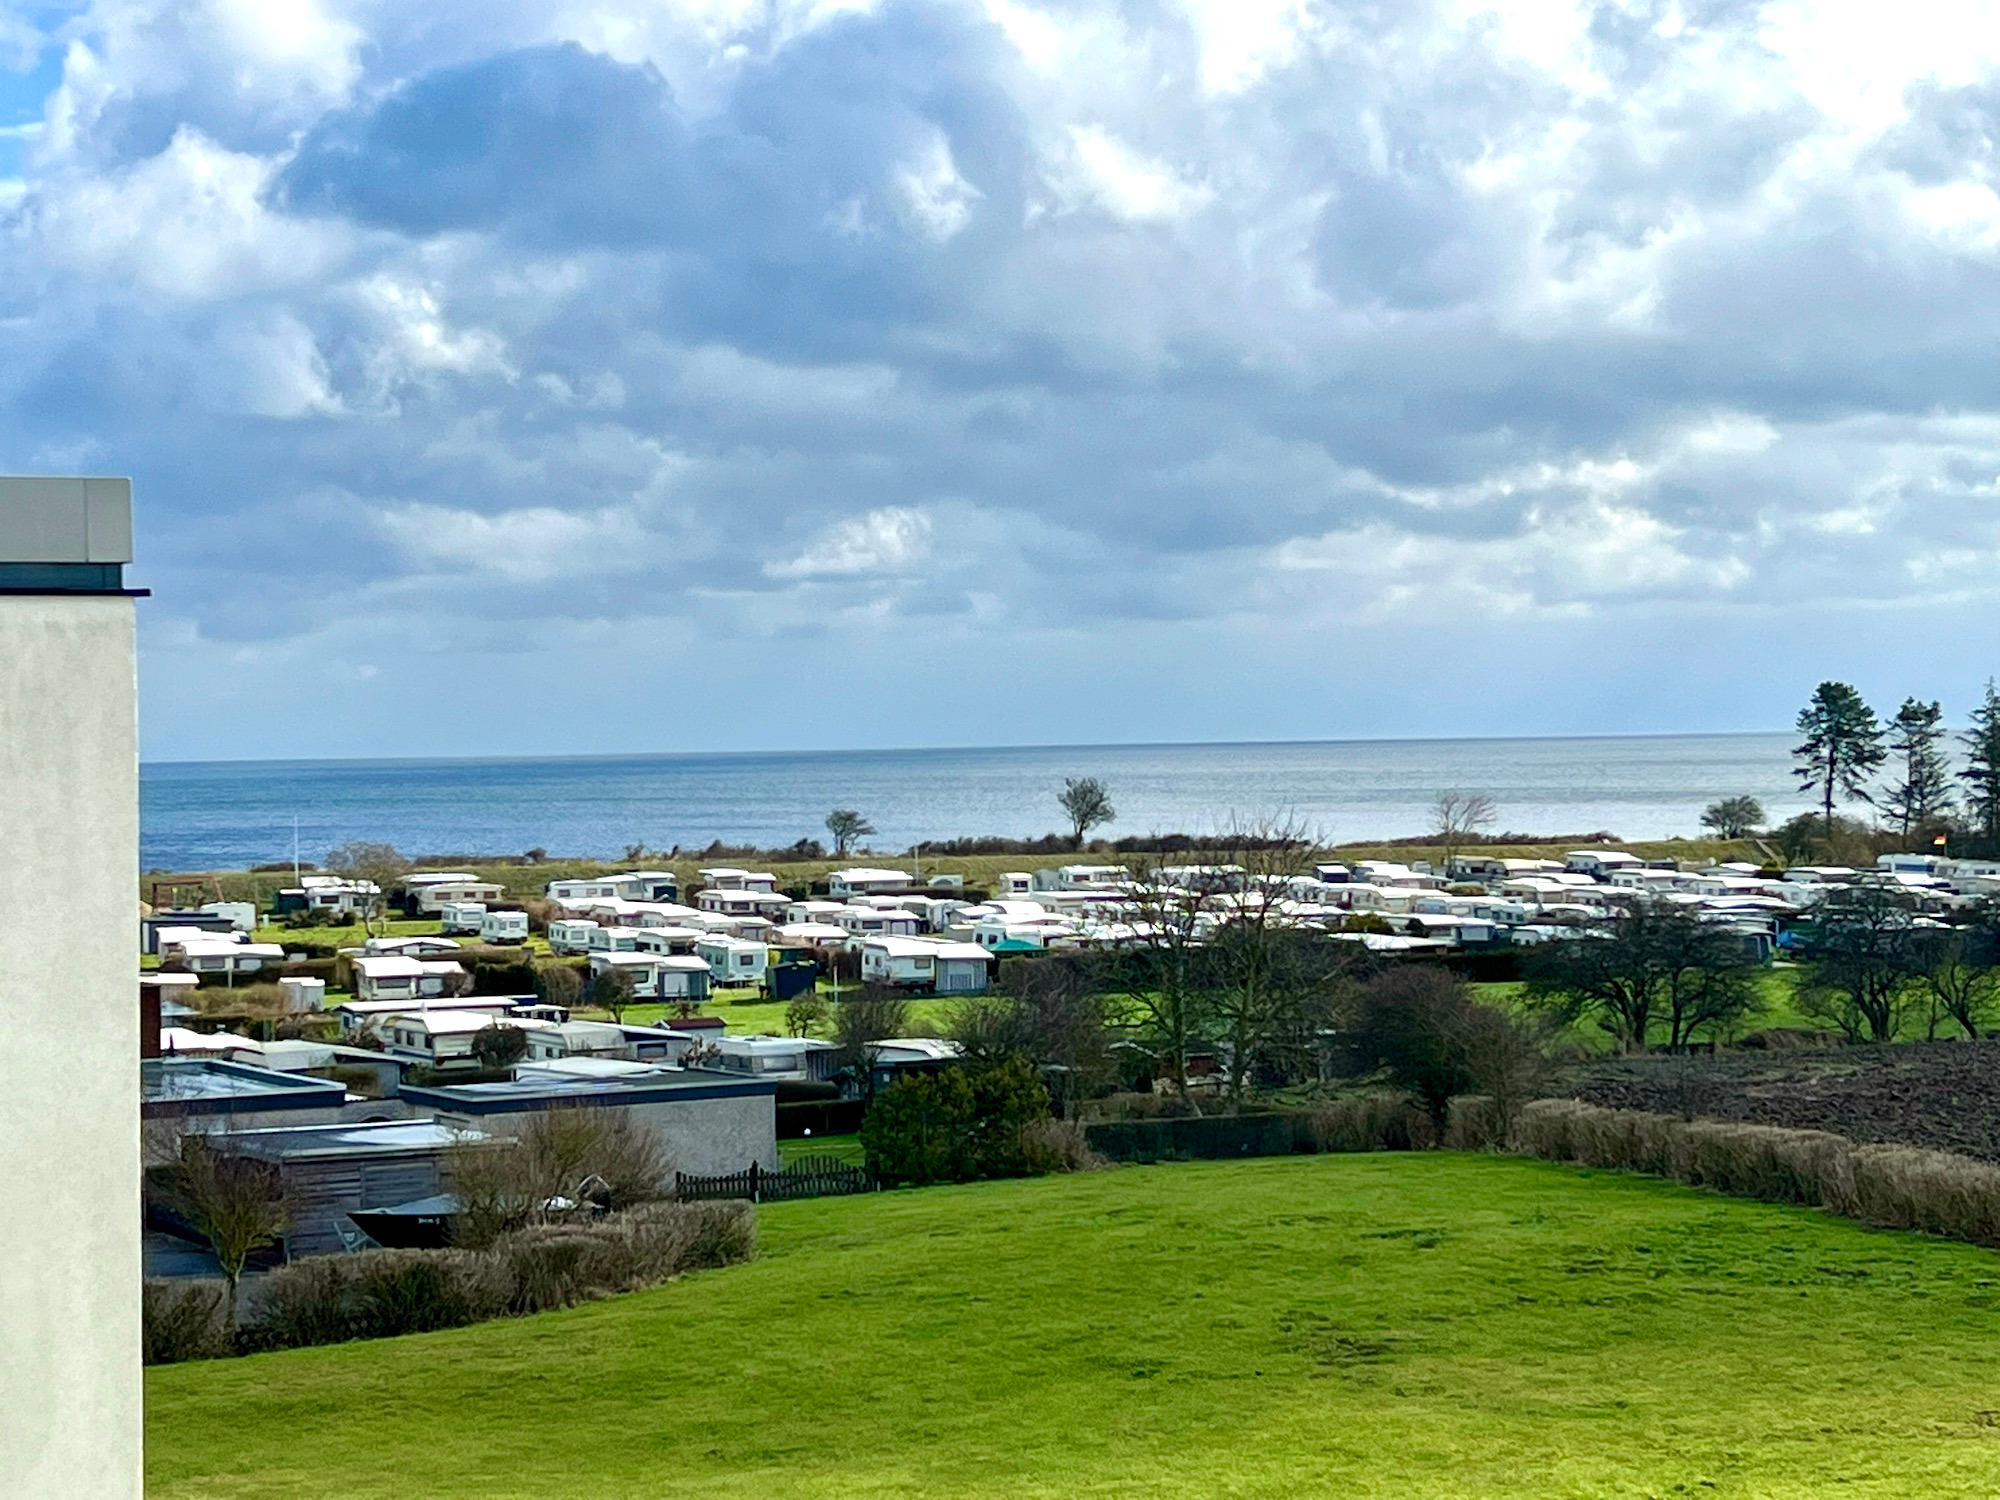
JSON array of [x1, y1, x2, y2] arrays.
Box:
[[146, 1154, 2000, 1499]]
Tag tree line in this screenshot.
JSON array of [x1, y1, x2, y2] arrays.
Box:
[[1790, 679, 2000, 851]]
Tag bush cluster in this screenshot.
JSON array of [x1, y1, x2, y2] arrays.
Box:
[[1019, 1118, 1106, 1173], [1517, 1099, 2000, 1248], [860, 1055, 1055, 1186], [144, 1200, 755, 1365]]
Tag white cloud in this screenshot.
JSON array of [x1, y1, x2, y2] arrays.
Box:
[[1048, 125, 1213, 224], [373, 501, 655, 583], [351, 275, 514, 387], [7, 0, 2000, 758], [198, 0, 363, 105], [1178, 0, 1316, 96], [766, 506, 934, 579], [894, 131, 981, 241], [203, 309, 343, 418], [26, 127, 348, 298]]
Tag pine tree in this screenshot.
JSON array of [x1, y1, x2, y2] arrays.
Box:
[[1792, 681, 1885, 838], [1961, 681, 2000, 853], [1882, 697, 1953, 840]]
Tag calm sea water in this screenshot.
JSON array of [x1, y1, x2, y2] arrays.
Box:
[[139, 733, 1811, 871]]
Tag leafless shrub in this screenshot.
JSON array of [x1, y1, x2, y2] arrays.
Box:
[[495, 1225, 603, 1315], [348, 1250, 512, 1338], [1020, 1118, 1107, 1173], [1516, 1099, 2000, 1250], [243, 1200, 755, 1351], [142, 1279, 232, 1365], [188, 981, 289, 1019], [447, 1106, 670, 1250], [1302, 1096, 1429, 1153], [1846, 1146, 2000, 1247]]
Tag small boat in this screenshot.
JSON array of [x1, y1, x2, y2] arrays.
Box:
[[346, 1193, 460, 1250]]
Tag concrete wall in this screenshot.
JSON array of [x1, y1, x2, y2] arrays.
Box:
[[0, 595, 140, 1498], [626, 1093, 779, 1177]]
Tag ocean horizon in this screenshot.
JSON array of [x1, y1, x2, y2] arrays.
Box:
[[139, 730, 1815, 872]]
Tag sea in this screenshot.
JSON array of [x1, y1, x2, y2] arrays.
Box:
[[139, 732, 1811, 872]]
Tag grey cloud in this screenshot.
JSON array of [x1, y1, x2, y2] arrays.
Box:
[[4, 0, 2000, 757]]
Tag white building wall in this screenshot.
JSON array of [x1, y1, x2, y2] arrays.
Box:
[[0, 594, 141, 1499]]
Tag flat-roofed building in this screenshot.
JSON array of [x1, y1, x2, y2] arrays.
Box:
[[0, 476, 144, 1498]]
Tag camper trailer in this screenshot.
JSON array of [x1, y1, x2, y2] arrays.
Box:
[[695, 936, 769, 990], [479, 909, 530, 945]]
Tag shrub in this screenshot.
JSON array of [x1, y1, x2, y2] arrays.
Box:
[[242, 1257, 357, 1352], [142, 1279, 233, 1365], [1303, 1096, 1429, 1154], [1353, 967, 1535, 1137], [240, 1201, 756, 1354], [1020, 1118, 1106, 1173], [862, 1067, 980, 1186], [862, 1055, 1053, 1186], [1515, 1099, 2000, 1251], [493, 1225, 604, 1315], [535, 961, 585, 1009], [1846, 1146, 2000, 1247], [348, 1250, 508, 1338], [677, 1200, 758, 1269]]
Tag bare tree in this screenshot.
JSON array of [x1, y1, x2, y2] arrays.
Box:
[[824, 809, 875, 858], [323, 840, 411, 935], [160, 1137, 287, 1330], [950, 951, 1112, 1115], [1525, 900, 1762, 1053], [1095, 851, 1223, 1103], [1199, 819, 1354, 1101], [1909, 921, 2000, 1041], [471, 1021, 529, 1070], [1057, 777, 1116, 848], [1431, 791, 1497, 871], [591, 966, 637, 1024], [833, 989, 911, 1096], [1796, 885, 1922, 1043]]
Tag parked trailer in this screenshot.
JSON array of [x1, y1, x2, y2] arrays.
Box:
[[439, 902, 487, 935], [479, 910, 530, 945]]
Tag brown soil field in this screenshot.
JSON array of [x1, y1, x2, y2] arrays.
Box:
[[1554, 1038, 2000, 1163]]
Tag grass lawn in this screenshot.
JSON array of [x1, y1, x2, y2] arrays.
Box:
[[777, 1131, 865, 1165], [249, 917, 448, 947], [615, 994, 954, 1036], [146, 1153, 2000, 1498], [1471, 966, 1931, 1050]]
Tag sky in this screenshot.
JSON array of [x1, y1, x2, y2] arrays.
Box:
[[1, 0, 1997, 762]]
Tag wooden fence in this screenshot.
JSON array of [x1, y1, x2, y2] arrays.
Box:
[[675, 1156, 875, 1204]]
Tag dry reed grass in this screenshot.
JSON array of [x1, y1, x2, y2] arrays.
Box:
[[1517, 1098, 2000, 1249]]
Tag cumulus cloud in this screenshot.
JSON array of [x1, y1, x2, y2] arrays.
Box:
[[1, 0, 1998, 758], [766, 505, 935, 578]]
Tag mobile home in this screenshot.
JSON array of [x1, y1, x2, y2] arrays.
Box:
[[695, 936, 768, 990], [440, 902, 487, 935], [547, 919, 600, 954], [478, 910, 530, 945], [590, 951, 713, 1002]]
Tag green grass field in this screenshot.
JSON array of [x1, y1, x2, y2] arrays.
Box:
[[615, 994, 954, 1037], [146, 1154, 2000, 1498]]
